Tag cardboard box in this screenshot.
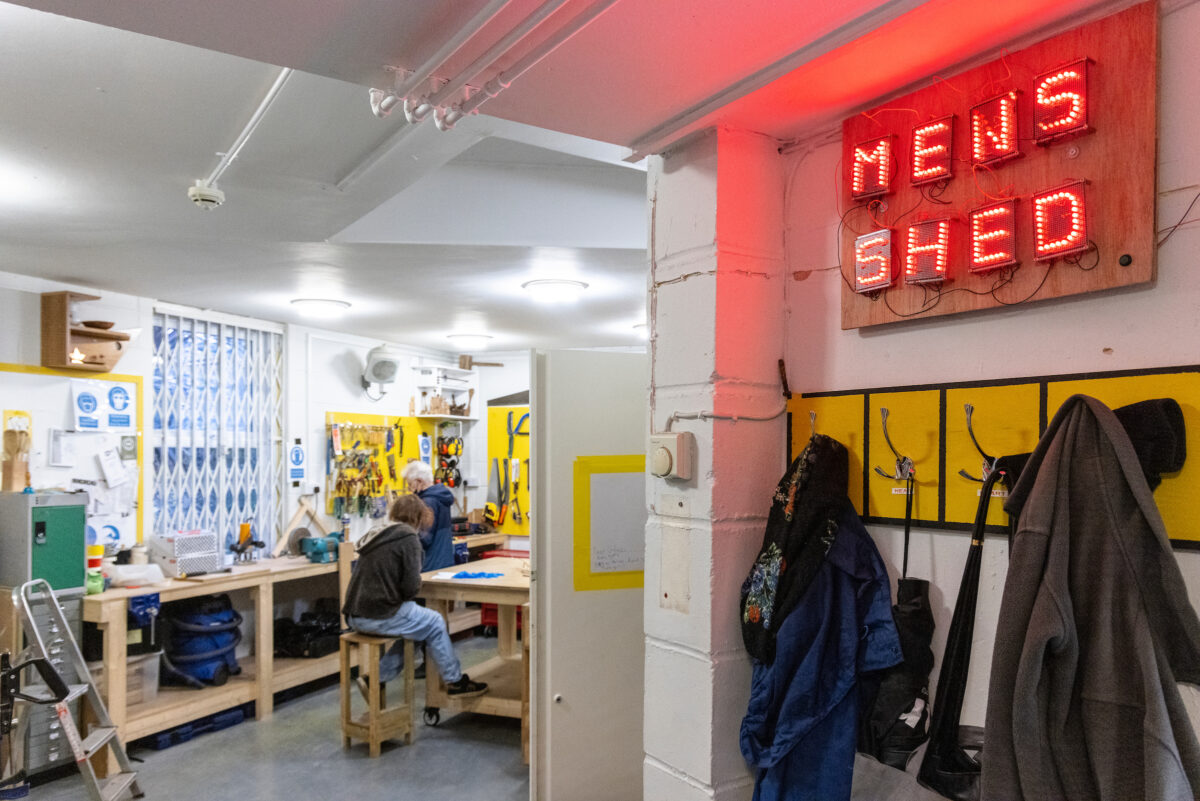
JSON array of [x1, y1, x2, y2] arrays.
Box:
[[2, 457, 28, 492]]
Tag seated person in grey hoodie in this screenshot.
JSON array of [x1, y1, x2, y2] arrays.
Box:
[[342, 493, 487, 696]]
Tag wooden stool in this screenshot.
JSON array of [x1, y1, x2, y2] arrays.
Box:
[[339, 631, 416, 757]]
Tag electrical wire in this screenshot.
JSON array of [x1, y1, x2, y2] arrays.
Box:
[[664, 404, 789, 431], [1158, 189, 1200, 247], [1065, 240, 1100, 271]]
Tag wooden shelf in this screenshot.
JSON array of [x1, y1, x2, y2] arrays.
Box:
[[41, 291, 130, 372], [414, 414, 477, 422], [68, 326, 131, 342], [446, 604, 482, 635], [272, 652, 351, 693], [125, 659, 256, 741]]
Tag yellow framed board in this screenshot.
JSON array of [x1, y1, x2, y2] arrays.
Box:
[[0, 362, 144, 544], [573, 454, 646, 591], [788, 364, 1200, 546]]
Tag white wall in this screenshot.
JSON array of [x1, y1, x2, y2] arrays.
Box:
[[780, 0, 1200, 726]]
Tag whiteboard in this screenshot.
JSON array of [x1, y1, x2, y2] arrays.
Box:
[[589, 472, 646, 573], [0, 368, 140, 548]]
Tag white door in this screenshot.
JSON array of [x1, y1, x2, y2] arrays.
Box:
[[531, 349, 647, 801]]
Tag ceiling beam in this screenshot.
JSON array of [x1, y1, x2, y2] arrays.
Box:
[[625, 0, 934, 160]]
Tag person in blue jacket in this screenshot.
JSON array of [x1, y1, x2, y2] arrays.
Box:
[[401, 460, 456, 571]]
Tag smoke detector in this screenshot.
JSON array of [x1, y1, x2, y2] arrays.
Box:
[[187, 180, 225, 209]]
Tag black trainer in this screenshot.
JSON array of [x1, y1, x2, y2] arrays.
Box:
[[446, 674, 488, 697]]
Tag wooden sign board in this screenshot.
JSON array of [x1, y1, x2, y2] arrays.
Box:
[[840, 2, 1157, 329]]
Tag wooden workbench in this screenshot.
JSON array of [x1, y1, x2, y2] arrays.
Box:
[[82, 549, 354, 745], [418, 556, 530, 762]]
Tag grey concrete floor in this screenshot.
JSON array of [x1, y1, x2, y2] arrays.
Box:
[[29, 637, 529, 801]]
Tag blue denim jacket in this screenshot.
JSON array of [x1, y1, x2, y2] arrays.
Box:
[[741, 501, 903, 801], [418, 484, 456, 571]]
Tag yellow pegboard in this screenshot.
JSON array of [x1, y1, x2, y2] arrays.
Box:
[[944, 385, 1040, 528], [867, 391, 940, 522], [487, 405, 531, 537], [788, 365, 1200, 544], [1047, 373, 1200, 544], [324, 411, 438, 517], [788, 394, 866, 514]]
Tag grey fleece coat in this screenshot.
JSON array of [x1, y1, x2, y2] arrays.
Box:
[[982, 395, 1200, 801]]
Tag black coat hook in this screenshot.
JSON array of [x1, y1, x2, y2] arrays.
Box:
[[873, 407, 915, 481], [957, 403, 998, 482]]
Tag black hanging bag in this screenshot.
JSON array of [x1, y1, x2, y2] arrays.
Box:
[[917, 467, 1005, 800], [859, 473, 936, 768]]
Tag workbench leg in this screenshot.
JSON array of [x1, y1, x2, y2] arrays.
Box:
[[498, 604, 517, 659], [255, 582, 274, 720], [97, 603, 127, 777]]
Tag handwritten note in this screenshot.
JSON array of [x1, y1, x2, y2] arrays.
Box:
[[590, 472, 647, 573]]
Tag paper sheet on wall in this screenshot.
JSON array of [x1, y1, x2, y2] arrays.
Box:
[[589, 472, 647, 573]]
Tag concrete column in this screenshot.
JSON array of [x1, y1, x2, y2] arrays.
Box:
[[644, 128, 786, 800]]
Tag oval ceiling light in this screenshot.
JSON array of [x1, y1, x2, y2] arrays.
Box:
[[521, 279, 589, 303], [290, 298, 351, 318], [447, 333, 493, 350]]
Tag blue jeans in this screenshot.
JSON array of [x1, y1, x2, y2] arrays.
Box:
[[347, 601, 463, 684]]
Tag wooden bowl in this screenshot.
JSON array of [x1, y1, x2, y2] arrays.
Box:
[[81, 320, 115, 330]]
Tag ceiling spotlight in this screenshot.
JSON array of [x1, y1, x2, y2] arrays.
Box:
[[521, 279, 589, 303], [447, 333, 493, 350], [290, 298, 351, 318]]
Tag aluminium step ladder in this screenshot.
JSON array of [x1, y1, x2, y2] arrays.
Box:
[[13, 580, 143, 801]]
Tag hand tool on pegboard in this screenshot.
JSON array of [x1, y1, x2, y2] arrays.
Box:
[[511, 458, 523, 524], [485, 458, 501, 524]]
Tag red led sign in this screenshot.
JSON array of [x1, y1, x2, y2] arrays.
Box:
[[969, 200, 1018, 273], [851, 137, 893, 198], [839, 3, 1156, 329], [1033, 182, 1088, 260], [911, 117, 954, 185], [1034, 60, 1090, 144], [971, 93, 1020, 165], [905, 220, 951, 284], [854, 230, 894, 293]]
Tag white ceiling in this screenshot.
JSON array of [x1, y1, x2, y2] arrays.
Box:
[[0, 0, 1130, 350]]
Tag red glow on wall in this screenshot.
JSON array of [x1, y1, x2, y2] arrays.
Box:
[[905, 219, 951, 283], [851, 137, 893, 198], [1033, 182, 1088, 259], [971, 92, 1020, 164], [1034, 60, 1090, 143], [969, 200, 1018, 272], [911, 117, 954, 185], [854, 230, 894, 293]]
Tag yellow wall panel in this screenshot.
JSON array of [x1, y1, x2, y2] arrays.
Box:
[[944, 385, 1041, 527], [1047, 373, 1200, 543], [867, 391, 940, 522], [486, 405, 531, 537], [324, 411, 438, 515], [789, 394, 866, 514]]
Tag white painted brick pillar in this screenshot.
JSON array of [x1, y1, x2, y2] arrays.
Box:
[[644, 128, 787, 800]]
